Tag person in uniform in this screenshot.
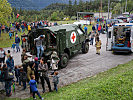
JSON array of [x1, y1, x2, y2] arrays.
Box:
[[50, 51, 60, 71], [95, 37, 102, 55]]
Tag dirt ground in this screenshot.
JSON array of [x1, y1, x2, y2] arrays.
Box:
[[1, 34, 133, 99]]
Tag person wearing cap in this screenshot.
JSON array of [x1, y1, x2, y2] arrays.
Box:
[[15, 35, 20, 52], [6, 55, 14, 72], [34, 57, 39, 83], [50, 51, 60, 71], [34, 35, 45, 59]]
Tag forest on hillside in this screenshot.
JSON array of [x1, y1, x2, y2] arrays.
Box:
[[6, 0, 133, 22]]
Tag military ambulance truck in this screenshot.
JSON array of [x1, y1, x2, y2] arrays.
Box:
[[106, 23, 133, 53], [21, 24, 89, 68]]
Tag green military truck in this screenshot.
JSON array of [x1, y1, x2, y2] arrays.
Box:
[[21, 24, 89, 68]]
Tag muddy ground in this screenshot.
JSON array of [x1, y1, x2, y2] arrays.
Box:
[[1, 34, 133, 99]]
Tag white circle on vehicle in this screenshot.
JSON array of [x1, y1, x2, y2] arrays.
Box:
[[70, 32, 76, 44]]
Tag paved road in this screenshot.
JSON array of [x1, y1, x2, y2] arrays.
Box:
[[1, 34, 133, 99]]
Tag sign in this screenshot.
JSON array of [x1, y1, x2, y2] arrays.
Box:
[[70, 32, 76, 44]]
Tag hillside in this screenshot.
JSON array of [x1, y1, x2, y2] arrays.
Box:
[[8, 0, 89, 10]]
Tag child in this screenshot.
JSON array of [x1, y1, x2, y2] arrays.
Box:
[[19, 67, 27, 90], [11, 42, 16, 52], [53, 71, 59, 92], [14, 66, 20, 83], [9, 32, 12, 40], [29, 75, 44, 100]]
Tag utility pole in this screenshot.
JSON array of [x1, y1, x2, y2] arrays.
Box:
[[101, 0, 103, 18], [108, 0, 110, 19], [125, 0, 127, 12]]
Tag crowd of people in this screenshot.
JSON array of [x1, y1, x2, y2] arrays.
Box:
[[0, 47, 60, 99], [0, 20, 58, 39], [84, 23, 103, 55]]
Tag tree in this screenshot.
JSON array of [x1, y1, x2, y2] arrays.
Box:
[[0, 0, 12, 25], [73, 0, 78, 16], [48, 11, 61, 21], [78, 0, 84, 12], [67, 0, 73, 17]]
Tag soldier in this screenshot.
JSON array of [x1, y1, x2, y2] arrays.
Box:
[[50, 51, 60, 71], [38, 58, 52, 93], [21, 48, 26, 63], [95, 37, 102, 55], [34, 35, 45, 59], [22, 55, 30, 73]]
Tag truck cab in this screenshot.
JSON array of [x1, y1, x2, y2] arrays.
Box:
[[21, 24, 89, 68]]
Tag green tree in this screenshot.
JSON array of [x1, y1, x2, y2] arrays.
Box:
[[73, 0, 78, 16], [0, 0, 12, 25], [48, 11, 61, 21]]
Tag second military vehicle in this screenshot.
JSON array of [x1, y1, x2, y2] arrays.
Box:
[[21, 24, 89, 68]]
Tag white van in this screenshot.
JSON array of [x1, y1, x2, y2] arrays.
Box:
[[106, 23, 133, 52]]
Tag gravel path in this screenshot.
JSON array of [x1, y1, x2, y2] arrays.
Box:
[[1, 34, 133, 99]]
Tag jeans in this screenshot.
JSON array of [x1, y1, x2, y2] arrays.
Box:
[[36, 46, 44, 58], [22, 81, 26, 89], [16, 43, 20, 52], [40, 76, 51, 92], [16, 76, 19, 83], [5, 81, 12, 96], [33, 91, 42, 99], [54, 83, 58, 92], [90, 38, 94, 45]]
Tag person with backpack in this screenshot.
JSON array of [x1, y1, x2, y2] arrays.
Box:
[[3, 64, 13, 97]]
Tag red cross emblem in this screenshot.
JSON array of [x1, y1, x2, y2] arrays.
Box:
[[72, 33, 76, 42]]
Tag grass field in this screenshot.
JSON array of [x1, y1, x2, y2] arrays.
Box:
[[7, 59, 133, 100], [0, 20, 92, 48], [0, 31, 26, 48]]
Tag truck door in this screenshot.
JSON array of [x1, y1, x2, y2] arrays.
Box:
[[131, 27, 133, 52], [106, 27, 112, 51]]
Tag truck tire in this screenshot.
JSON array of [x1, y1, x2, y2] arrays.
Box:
[[60, 53, 69, 68], [82, 42, 89, 53]]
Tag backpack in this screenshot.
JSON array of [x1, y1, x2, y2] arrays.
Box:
[[7, 71, 14, 80]]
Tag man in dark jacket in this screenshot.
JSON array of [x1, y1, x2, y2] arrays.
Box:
[[15, 35, 20, 52], [3, 64, 13, 97], [38, 58, 52, 93], [6, 55, 14, 72]]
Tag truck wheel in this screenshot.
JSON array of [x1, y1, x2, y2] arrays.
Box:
[[60, 53, 69, 68], [82, 42, 89, 53]]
